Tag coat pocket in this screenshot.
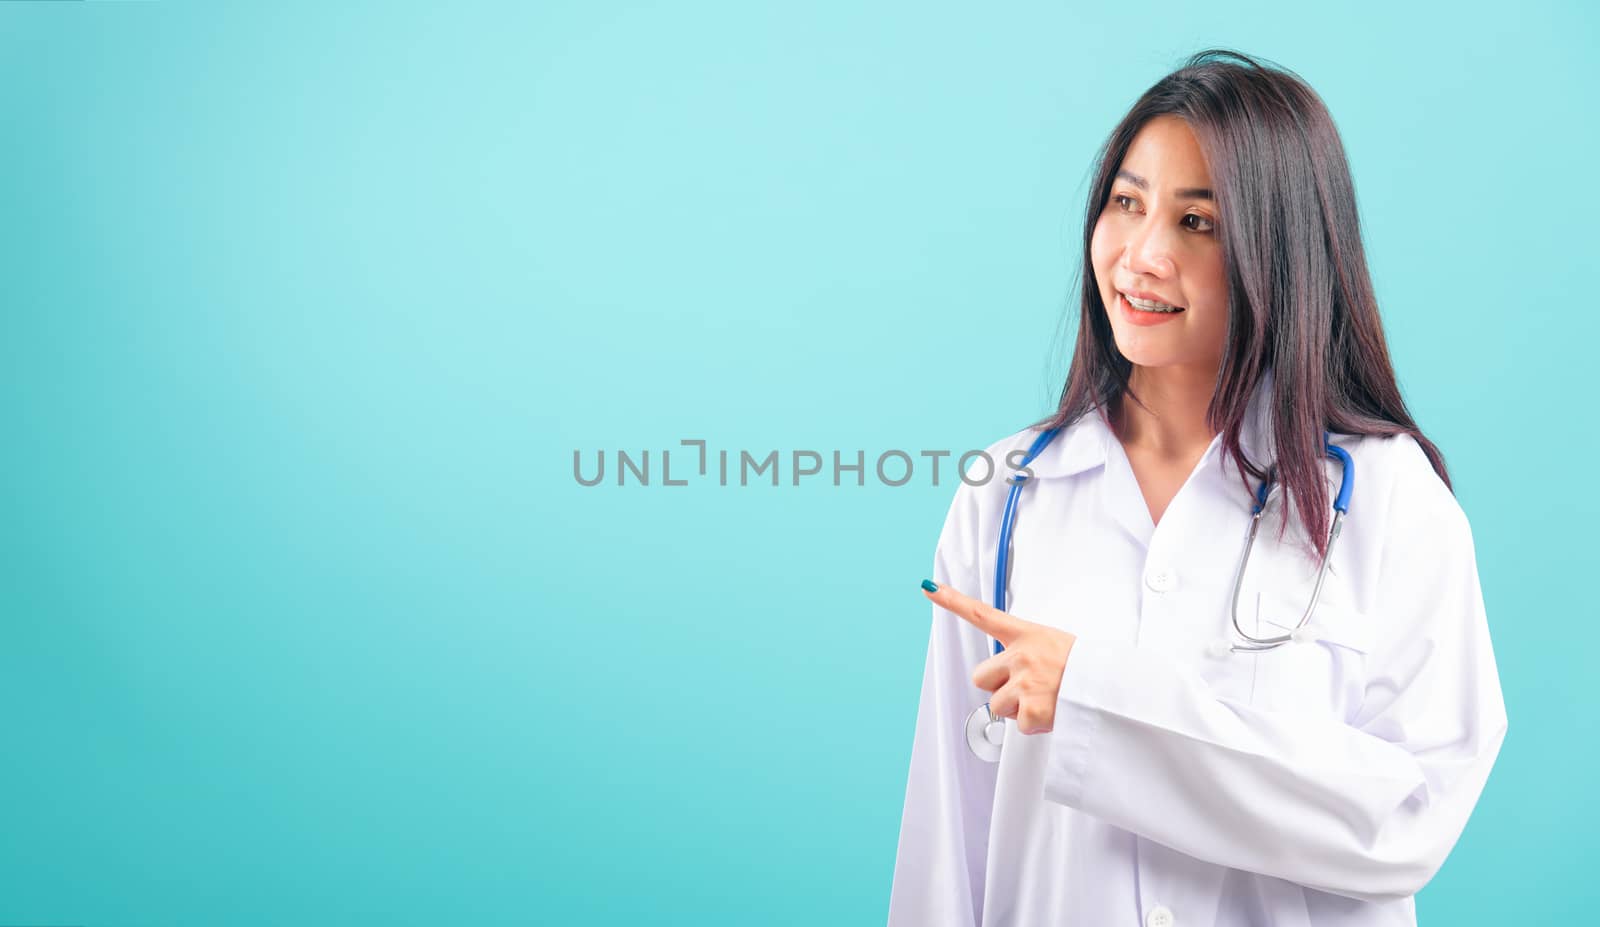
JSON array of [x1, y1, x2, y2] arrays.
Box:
[[1251, 586, 1372, 721]]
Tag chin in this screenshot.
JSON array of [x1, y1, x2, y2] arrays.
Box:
[[1119, 351, 1181, 368], [1110, 335, 1182, 368]]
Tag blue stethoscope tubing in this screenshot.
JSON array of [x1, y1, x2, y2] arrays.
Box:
[[966, 423, 1355, 761]]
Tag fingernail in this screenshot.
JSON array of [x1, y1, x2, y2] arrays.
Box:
[[921, 579, 939, 593]]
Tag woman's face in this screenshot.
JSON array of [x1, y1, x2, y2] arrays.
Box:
[[1091, 115, 1229, 376]]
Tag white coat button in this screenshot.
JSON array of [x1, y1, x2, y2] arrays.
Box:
[[1146, 905, 1175, 927], [1144, 568, 1176, 593]]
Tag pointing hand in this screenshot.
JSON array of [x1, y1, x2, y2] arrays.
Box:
[[922, 579, 1077, 736]]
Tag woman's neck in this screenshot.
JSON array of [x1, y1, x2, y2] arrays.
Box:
[[1113, 365, 1220, 461]]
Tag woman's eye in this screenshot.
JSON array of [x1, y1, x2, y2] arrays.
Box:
[[1109, 195, 1212, 234]]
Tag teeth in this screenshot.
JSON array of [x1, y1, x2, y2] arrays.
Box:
[[1124, 293, 1183, 312]]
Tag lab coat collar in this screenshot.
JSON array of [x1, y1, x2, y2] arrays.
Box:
[[1024, 366, 1277, 481], [1019, 405, 1112, 480]]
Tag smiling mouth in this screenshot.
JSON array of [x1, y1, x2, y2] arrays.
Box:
[[1119, 291, 1185, 313]]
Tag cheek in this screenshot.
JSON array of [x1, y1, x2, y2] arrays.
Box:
[[1089, 217, 1117, 278], [1195, 272, 1232, 345], [1187, 257, 1228, 315]]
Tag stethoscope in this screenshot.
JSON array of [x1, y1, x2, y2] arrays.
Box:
[[964, 423, 1355, 762]]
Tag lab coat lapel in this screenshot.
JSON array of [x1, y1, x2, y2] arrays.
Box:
[[1101, 424, 1156, 550], [1042, 404, 1156, 550]]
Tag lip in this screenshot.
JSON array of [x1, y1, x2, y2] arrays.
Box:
[[1116, 291, 1185, 326]]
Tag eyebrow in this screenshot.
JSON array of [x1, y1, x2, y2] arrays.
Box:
[[1115, 169, 1213, 201]]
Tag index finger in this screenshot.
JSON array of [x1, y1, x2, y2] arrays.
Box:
[[920, 579, 1025, 646]]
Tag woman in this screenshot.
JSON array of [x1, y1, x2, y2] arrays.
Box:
[[888, 50, 1507, 927]]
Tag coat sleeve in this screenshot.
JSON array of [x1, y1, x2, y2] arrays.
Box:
[[888, 481, 998, 927], [1040, 437, 1509, 903]]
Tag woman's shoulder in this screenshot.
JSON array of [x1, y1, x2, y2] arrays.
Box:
[[937, 423, 1065, 529], [1336, 429, 1473, 553], [942, 423, 1039, 503]]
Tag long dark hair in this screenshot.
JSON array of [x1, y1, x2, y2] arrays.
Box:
[[1035, 48, 1451, 561]]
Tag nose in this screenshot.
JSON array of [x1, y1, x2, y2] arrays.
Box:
[[1122, 217, 1177, 279]]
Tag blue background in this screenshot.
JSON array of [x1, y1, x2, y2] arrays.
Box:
[[2, 2, 1592, 924]]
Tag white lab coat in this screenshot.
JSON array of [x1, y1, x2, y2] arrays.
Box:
[[888, 369, 1508, 927]]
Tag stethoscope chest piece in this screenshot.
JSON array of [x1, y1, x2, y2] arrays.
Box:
[[964, 704, 1007, 763]]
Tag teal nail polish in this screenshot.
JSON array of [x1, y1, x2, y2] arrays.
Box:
[[921, 579, 939, 593]]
